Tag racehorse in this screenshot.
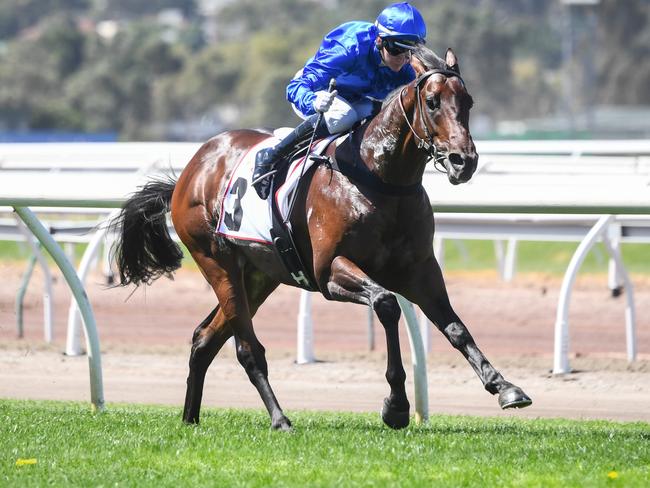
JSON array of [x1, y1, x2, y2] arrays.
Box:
[[112, 46, 532, 430]]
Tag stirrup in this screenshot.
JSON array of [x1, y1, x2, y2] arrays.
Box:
[[309, 154, 331, 165], [251, 169, 278, 186]]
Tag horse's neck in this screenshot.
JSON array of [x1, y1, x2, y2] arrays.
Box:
[[360, 90, 428, 187]]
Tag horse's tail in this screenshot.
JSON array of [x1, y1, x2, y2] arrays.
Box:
[[112, 176, 183, 287]]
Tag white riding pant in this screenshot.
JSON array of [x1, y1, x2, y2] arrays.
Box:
[[290, 69, 376, 134], [292, 95, 375, 134]]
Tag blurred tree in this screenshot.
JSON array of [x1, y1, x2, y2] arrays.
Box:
[[237, 30, 305, 127], [595, 0, 650, 105], [0, 31, 67, 129], [0, 0, 89, 39], [153, 24, 321, 132], [65, 61, 125, 132], [324, 0, 388, 23], [95, 23, 185, 138], [177, 20, 207, 52], [416, 2, 517, 119], [215, 0, 324, 38], [91, 0, 198, 19], [41, 15, 86, 77], [0, 0, 646, 139], [153, 43, 243, 123], [108, 22, 183, 75]]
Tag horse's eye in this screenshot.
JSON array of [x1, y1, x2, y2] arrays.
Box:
[[426, 97, 440, 111]]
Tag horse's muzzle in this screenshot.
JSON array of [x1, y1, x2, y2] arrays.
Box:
[[445, 152, 478, 185]]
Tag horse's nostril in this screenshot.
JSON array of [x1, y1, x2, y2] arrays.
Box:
[[448, 153, 464, 169]]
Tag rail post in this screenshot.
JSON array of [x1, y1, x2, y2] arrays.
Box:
[[553, 215, 613, 374], [14, 206, 105, 411], [396, 295, 429, 424]]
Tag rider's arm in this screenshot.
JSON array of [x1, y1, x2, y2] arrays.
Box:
[[287, 38, 355, 117]]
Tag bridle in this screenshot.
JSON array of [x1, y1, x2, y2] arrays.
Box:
[[398, 69, 464, 173]]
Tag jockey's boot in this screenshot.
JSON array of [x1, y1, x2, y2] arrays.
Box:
[[252, 116, 320, 200]]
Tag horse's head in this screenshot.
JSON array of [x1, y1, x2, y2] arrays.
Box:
[[410, 48, 478, 185]]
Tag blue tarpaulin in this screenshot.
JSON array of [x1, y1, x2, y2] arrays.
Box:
[[0, 132, 118, 143]]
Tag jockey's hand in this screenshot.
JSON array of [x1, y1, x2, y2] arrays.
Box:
[[313, 90, 338, 113]]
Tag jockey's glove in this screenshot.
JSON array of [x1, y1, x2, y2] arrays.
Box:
[[313, 90, 338, 113]]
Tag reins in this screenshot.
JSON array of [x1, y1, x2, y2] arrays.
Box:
[[398, 69, 463, 173]]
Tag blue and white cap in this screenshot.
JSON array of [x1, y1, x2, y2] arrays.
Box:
[[375, 2, 426, 46]]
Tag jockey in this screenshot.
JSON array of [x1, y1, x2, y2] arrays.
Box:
[[252, 2, 427, 199]]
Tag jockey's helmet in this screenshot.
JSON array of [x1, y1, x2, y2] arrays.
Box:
[[375, 2, 427, 46]]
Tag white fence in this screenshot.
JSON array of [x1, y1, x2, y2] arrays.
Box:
[[423, 140, 650, 373], [2, 140, 650, 416]]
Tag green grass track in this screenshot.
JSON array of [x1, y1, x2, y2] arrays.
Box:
[[1, 400, 648, 487]]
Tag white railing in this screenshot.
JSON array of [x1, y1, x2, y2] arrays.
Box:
[[2, 194, 429, 419], [2, 139, 650, 418]]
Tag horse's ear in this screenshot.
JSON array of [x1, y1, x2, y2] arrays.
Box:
[[445, 48, 460, 74]]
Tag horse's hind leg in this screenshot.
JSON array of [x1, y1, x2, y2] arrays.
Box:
[[326, 256, 410, 429], [233, 331, 291, 430], [183, 305, 232, 424], [405, 257, 532, 409], [233, 268, 289, 430], [193, 250, 290, 430]]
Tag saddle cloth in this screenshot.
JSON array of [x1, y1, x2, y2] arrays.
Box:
[[216, 131, 337, 244]]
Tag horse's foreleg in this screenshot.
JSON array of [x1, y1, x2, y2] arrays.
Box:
[[183, 305, 232, 424], [405, 257, 532, 409], [327, 256, 410, 429]]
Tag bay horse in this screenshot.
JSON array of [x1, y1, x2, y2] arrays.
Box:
[[112, 47, 531, 430]]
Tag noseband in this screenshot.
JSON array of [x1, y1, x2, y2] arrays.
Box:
[[398, 69, 464, 173]]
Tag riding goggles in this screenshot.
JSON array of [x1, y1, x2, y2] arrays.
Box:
[[383, 39, 418, 56]]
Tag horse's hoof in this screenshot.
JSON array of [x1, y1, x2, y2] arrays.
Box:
[[499, 386, 532, 409], [381, 398, 410, 429], [182, 412, 200, 424], [271, 417, 293, 432]]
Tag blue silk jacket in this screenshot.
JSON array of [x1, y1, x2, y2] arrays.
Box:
[[286, 21, 416, 117]]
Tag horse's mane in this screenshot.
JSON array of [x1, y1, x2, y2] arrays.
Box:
[[383, 45, 447, 108]]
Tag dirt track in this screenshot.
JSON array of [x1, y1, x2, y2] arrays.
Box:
[[1, 264, 648, 423]]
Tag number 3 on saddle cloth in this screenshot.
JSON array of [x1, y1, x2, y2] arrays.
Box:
[[216, 131, 339, 290]]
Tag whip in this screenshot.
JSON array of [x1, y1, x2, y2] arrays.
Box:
[[284, 78, 337, 225]]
